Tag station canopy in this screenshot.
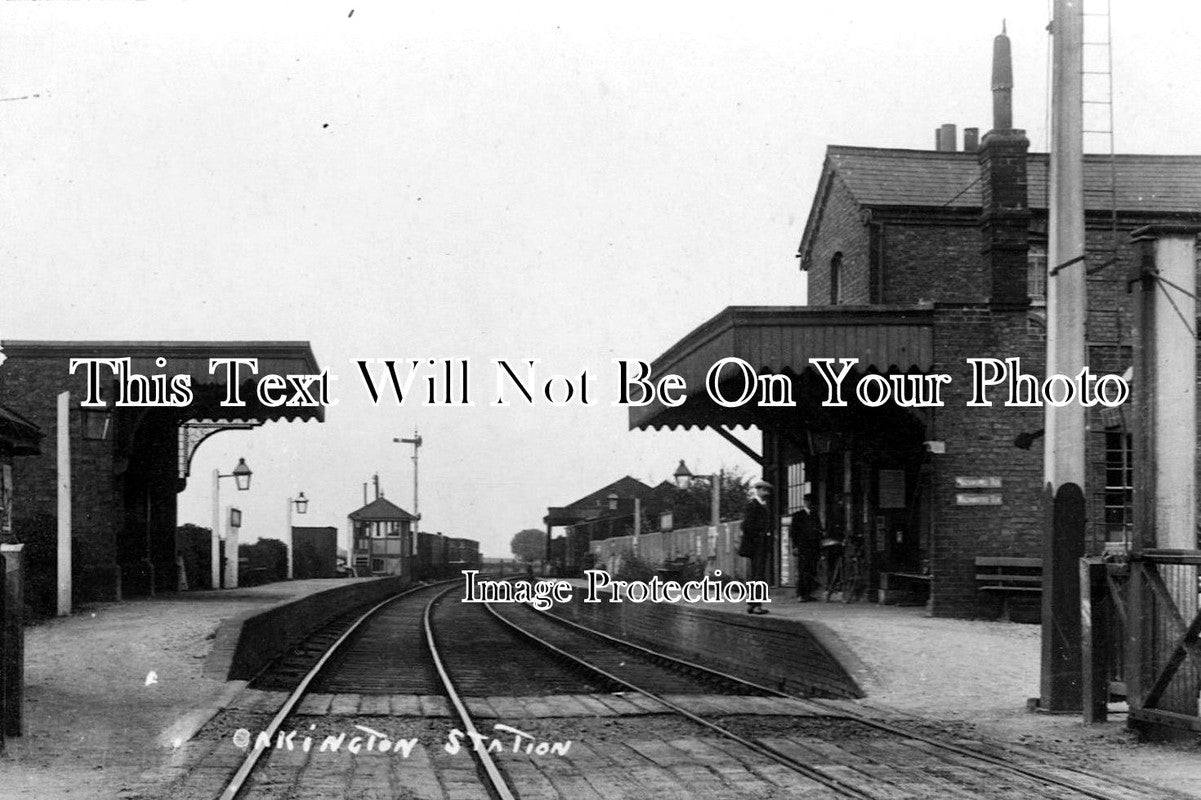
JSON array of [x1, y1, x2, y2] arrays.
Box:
[[628, 305, 934, 432], [1, 340, 326, 425]]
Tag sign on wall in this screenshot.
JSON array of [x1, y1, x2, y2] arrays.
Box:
[[955, 493, 1003, 506], [955, 476, 1003, 489]]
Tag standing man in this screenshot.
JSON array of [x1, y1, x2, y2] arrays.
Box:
[[739, 479, 773, 615], [789, 493, 822, 602]]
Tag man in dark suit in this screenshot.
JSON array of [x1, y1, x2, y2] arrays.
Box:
[[739, 479, 773, 614], [789, 493, 822, 602]]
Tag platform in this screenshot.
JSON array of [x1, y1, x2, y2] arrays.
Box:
[[1, 578, 383, 800]]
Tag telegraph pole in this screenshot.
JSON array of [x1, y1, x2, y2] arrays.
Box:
[[1041, 0, 1087, 713], [394, 428, 422, 527]]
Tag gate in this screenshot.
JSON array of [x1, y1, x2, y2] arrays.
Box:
[[1085, 548, 1201, 733]]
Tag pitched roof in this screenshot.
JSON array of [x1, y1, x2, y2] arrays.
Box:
[[561, 476, 655, 511], [799, 145, 1201, 269], [823, 145, 1201, 213], [348, 497, 416, 521], [544, 475, 655, 526]]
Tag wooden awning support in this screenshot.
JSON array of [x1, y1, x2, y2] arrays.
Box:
[[714, 425, 762, 465]]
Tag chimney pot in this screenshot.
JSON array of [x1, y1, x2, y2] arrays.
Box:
[[938, 123, 958, 152], [964, 127, 980, 152], [992, 23, 1014, 130]]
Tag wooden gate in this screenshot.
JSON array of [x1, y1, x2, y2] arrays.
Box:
[[1085, 549, 1201, 733]]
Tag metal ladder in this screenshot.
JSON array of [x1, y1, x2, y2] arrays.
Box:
[[1081, 0, 1119, 273]]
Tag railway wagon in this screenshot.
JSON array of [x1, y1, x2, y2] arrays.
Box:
[[414, 530, 446, 580], [444, 536, 480, 569], [414, 531, 482, 579]]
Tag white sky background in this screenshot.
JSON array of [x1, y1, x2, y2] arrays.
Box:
[[3, 1, 1200, 557]]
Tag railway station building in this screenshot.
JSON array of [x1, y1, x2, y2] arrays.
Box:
[[543, 476, 657, 573], [0, 341, 325, 611], [630, 35, 1201, 619]]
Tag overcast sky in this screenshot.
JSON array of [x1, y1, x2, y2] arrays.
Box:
[[4, 2, 1201, 558]]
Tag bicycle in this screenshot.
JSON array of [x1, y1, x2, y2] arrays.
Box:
[[822, 535, 866, 603]]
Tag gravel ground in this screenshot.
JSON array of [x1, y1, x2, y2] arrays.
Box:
[[0, 582, 349, 800]]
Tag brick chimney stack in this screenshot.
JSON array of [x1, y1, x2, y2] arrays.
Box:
[[978, 20, 1031, 307]]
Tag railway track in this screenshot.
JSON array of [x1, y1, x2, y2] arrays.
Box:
[[196, 578, 1178, 800], [516, 598, 1176, 800]]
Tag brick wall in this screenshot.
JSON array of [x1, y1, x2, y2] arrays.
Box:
[[208, 575, 411, 680], [550, 588, 863, 698], [927, 305, 1047, 619], [806, 176, 872, 305], [0, 356, 121, 608], [883, 222, 989, 304]]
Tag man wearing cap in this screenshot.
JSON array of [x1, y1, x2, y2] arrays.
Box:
[[789, 493, 822, 602], [739, 479, 773, 614]]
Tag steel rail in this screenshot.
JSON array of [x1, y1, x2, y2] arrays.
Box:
[[216, 580, 456, 800], [514, 602, 1157, 800], [424, 584, 518, 800], [483, 600, 876, 800]]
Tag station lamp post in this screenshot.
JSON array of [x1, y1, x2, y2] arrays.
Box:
[[285, 491, 309, 580], [674, 459, 721, 527], [211, 458, 252, 589], [607, 491, 642, 555]]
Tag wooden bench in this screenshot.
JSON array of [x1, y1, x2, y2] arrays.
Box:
[[878, 572, 931, 605], [976, 556, 1042, 619]]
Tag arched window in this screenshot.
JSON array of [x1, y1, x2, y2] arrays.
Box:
[[829, 252, 843, 304], [1027, 242, 1047, 304]]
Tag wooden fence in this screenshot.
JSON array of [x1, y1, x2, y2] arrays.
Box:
[[589, 521, 751, 579]]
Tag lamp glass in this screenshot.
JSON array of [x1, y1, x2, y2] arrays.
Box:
[[233, 458, 252, 491], [673, 458, 693, 488], [295, 492, 309, 514], [81, 408, 112, 441]]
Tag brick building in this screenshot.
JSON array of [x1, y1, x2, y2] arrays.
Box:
[[348, 497, 415, 578], [0, 341, 324, 609], [629, 31, 1201, 618]]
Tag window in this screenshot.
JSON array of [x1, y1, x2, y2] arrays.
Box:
[[1104, 431, 1133, 541], [371, 558, 385, 573], [1028, 243, 1047, 304], [830, 252, 843, 305], [786, 461, 805, 513]]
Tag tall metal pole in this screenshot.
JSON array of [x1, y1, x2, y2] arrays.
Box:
[[394, 428, 422, 525], [710, 471, 721, 528], [1042, 0, 1087, 713], [632, 497, 641, 557], [285, 497, 294, 580]]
